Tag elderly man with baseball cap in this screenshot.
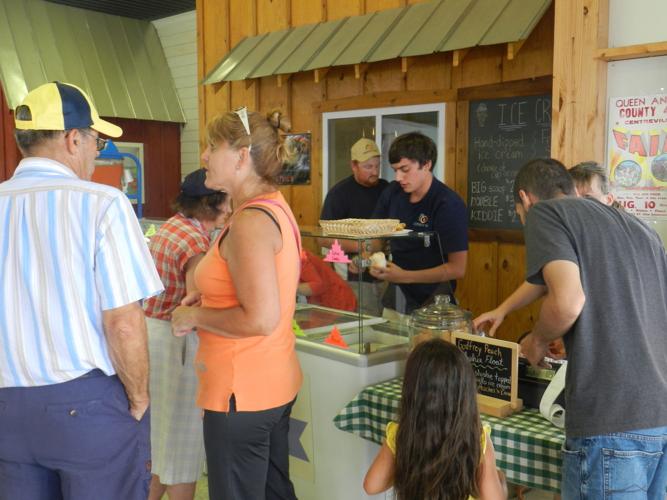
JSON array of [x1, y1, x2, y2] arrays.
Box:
[[320, 137, 389, 315], [0, 82, 164, 499]]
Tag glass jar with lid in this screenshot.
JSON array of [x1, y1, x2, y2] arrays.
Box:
[[408, 295, 473, 348]]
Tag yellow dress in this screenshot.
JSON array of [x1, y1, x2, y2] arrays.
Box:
[[385, 421, 491, 500]]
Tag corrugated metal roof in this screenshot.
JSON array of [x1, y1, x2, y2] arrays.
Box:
[[275, 18, 347, 75], [367, 1, 440, 63], [302, 15, 372, 71], [45, 0, 194, 21], [249, 24, 318, 79], [0, 0, 185, 123], [203, 0, 552, 84]]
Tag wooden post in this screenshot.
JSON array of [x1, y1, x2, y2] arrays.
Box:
[[452, 48, 470, 67], [354, 63, 369, 79], [506, 40, 526, 61], [551, 0, 609, 166], [313, 67, 330, 83], [597, 41, 667, 61]]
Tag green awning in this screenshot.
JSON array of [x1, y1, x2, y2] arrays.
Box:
[[0, 0, 185, 123], [203, 0, 552, 84]]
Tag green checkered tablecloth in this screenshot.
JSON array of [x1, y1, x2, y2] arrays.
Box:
[[333, 377, 564, 493]]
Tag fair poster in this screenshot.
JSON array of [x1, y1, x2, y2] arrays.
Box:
[[607, 94, 667, 219]]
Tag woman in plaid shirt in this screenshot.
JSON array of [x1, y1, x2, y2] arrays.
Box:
[[143, 169, 231, 500]]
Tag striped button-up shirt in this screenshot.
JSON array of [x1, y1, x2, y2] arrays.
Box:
[[0, 158, 164, 388]]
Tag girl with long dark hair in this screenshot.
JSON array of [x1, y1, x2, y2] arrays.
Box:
[[364, 339, 506, 500]]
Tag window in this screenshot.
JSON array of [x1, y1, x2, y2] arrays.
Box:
[[322, 103, 446, 198]]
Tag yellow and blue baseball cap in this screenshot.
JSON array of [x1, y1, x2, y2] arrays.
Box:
[[14, 81, 122, 138]]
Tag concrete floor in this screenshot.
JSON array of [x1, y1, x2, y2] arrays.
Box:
[[190, 476, 556, 500], [193, 476, 208, 500]]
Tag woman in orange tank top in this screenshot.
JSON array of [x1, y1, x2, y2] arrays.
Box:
[[171, 108, 302, 500]]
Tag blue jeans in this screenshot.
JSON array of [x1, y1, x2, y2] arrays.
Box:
[[562, 426, 667, 499]]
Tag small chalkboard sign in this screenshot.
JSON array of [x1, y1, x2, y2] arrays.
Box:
[[452, 333, 522, 417], [467, 95, 552, 230]]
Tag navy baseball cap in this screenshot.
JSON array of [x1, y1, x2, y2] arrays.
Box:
[[181, 169, 221, 197]]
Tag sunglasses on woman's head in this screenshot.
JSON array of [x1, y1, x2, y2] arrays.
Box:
[[233, 106, 252, 153]]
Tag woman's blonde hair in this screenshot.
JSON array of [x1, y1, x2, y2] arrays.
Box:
[[205, 109, 293, 184]]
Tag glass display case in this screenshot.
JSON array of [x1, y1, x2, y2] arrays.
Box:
[[290, 226, 444, 499], [295, 226, 440, 366]]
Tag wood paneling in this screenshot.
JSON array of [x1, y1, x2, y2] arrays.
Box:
[[406, 53, 451, 92], [454, 100, 468, 200], [0, 86, 21, 180], [327, 0, 362, 20], [452, 46, 504, 89], [313, 88, 456, 113], [551, 0, 608, 166], [502, 5, 554, 82], [444, 99, 457, 189], [366, 0, 404, 12], [291, 71, 325, 225], [364, 60, 406, 94], [198, 0, 230, 129], [257, 0, 289, 34], [197, 0, 558, 339], [230, 0, 255, 44], [495, 243, 543, 342], [455, 241, 498, 319], [290, 0, 324, 25], [325, 67, 363, 101], [597, 41, 667, 61]]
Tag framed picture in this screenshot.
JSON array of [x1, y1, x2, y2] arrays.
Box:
[[277, 132, 311, 185], [114, 142, 145, 203], [93, 141, 144, 204]]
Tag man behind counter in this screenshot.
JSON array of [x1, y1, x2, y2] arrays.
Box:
[[320, 138, 389, 316], [370, 132, 468, 315]]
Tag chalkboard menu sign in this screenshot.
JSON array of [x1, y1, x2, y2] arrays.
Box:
[[467, 94, 552, 229], [451, 333, 521, 417]]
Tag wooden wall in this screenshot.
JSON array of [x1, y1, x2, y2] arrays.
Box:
[[105, 117, 182, 218], [197, 0, 555, 341], [0, 84, 181, 218], [551, 0, 608, 165], [0, 85, 21, 181]]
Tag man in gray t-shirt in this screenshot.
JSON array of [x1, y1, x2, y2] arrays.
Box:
[[514, 158, 667, 498]]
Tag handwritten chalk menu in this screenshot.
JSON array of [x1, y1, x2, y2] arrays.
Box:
[[452, 333, 521, 417], [468, 95, 552, 229]]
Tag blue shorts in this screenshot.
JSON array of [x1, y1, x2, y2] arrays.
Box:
[[0, 371, 150, 500], [562, 426, 667, 499]]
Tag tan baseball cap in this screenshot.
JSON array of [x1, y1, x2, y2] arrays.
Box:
[[351, 138, 380, 162]]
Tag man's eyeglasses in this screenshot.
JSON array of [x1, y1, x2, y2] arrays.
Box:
[[78, 129, 108, 152], [233, 106, 252, 152]]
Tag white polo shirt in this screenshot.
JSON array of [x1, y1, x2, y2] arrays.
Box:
[[0, 157, 163, 388]]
